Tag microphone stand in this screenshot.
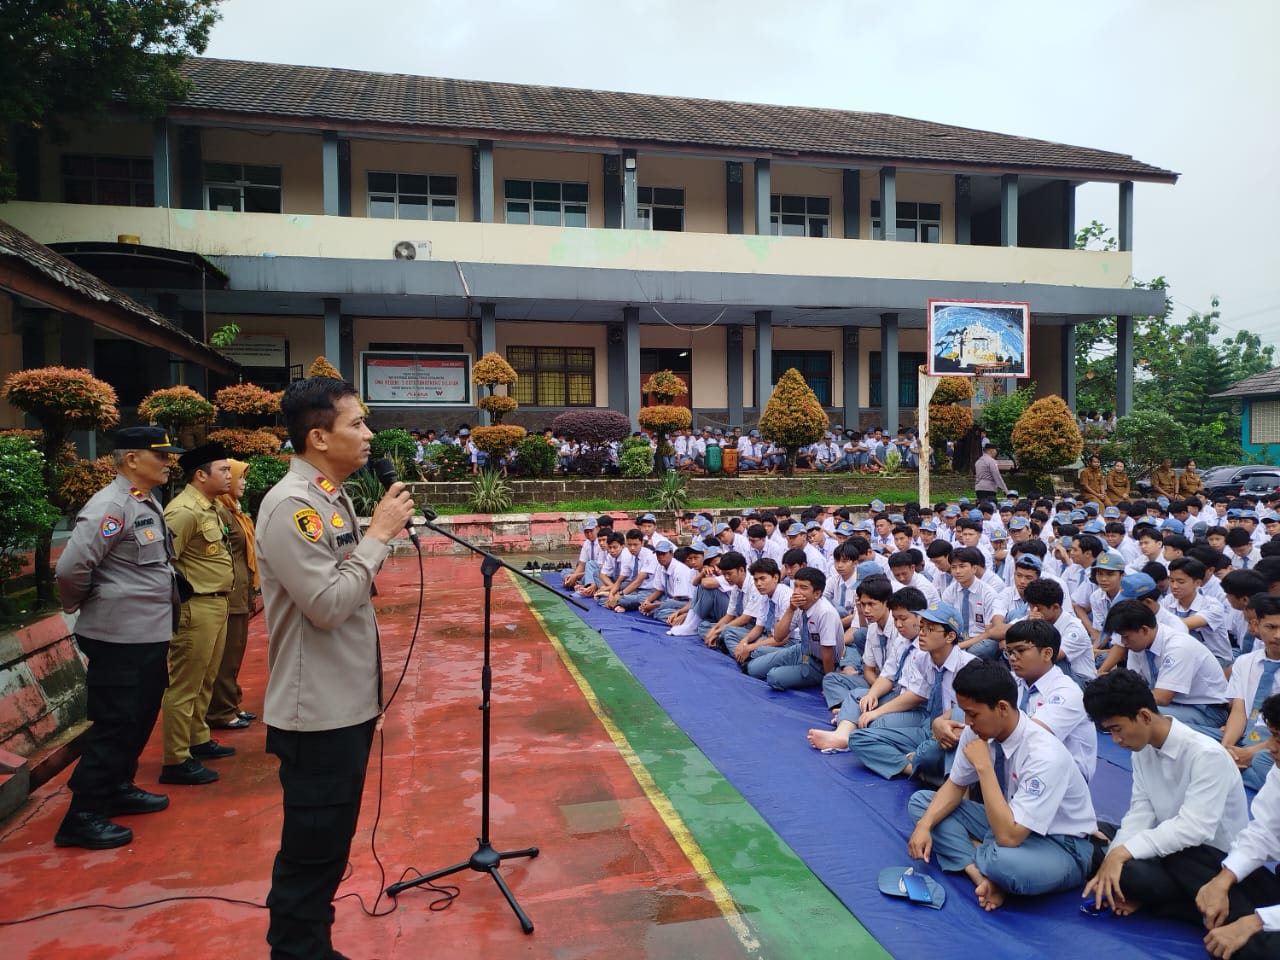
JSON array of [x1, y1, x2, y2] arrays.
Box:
[[385, 510, 588, 934]]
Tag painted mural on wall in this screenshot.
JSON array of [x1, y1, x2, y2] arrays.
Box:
[[926, 299, 1030, 378]]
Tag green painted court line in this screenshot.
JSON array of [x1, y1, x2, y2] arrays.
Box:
[[523, 586, 892, 960]]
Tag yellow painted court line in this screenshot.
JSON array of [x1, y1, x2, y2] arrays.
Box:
[[514, 578, 761, 956]]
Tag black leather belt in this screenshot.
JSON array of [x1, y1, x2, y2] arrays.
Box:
[[193, 592, 228, 598]]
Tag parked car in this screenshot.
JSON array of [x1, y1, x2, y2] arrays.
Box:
[[1239, 471, 1280, 498], [1205, 465, 1280, 499]]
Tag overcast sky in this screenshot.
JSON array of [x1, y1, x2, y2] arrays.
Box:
[[204, 0, 1280, 351]]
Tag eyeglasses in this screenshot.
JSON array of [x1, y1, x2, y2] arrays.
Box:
[[1004, 644, 1038, 659]]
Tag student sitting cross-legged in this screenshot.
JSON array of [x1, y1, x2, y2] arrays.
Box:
[[907, 659, 1098, 912], [701, 552, 757, 651], [1195, 693, 1280, 960], [728, 559, 793, 668], [1081, 668, 1248, 921], [604, 529, 658, 611], [821, 573, 895, 712], [807, 587, 928, 753], [846, 601, 976, 781], [754, 566, 844, 691], [1220, 594, 1280, 792]]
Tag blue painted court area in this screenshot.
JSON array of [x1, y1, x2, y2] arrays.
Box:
[[544, 573, 1208, 960]]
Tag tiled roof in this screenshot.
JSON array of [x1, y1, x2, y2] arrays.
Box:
[[176, 58, 1177, 183], [1214, 367, 1280, 398]]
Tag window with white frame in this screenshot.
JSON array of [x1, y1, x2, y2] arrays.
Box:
[[62, 155, 154, 206], [636, 186, 684, 231], [504, 180, 588, 227], [204, 162, 282, 213], [1251, 399, 1280, 445], [769, 194, 830, 237], [367, 172, 457, 220], [870, 200, 942, 242]]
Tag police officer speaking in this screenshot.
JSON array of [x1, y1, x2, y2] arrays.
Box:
[[256, 377, 414, 960], [160, 442, 235, 786], [53, 426, 184, 850]]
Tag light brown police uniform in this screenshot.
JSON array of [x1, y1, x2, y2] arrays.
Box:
[[162, 485, 234, 765]]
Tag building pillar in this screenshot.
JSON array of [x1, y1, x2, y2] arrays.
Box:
[[878, 167, 897, 240], [323, 298, 341, 371], [842, 326, 859, 430], [727, 325, 744, 426], [338, 315, 354, 384], [725, 162, 744, 234], [1118, 180, 1134, 252], [178, 126, 202, 210], [472, 139, 494, 222], [604, 155, 622, 228], [624, 306, 641, 432], [753, 160, 771, 236], [1061, 180, 1076, 249], [880, 312, 899, 432], [151, 119, 172, 208], [322, 131, 340, 217], [477, 302, 497, 424], [622, 149, 638, 229], [337, 139, 351, 217], [1116, 315, 1134, 417], [179, 308, 207, 394], [754, 310, 773, 412], [1061, 323, 1077, 412], [1000, 174, 1019, 247], [842, 170, 860, 239], [607, 324, 626, 412], [954, 175, 971, 244]]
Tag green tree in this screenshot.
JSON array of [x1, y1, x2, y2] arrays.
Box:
[[0, 435, 60, 605], [978, 384, 1036, 459], [1112, 410, 1189, 473], [758, 368, 827, 475], [0, 1, 223, 199]]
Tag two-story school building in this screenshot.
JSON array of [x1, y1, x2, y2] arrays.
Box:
[[0, 56, 1175, 433]]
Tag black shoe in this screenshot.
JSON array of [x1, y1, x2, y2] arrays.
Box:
[[54, 811, 133, 849], [106, 784, 169, 816], [211, 716, 251, 729], [190, 739, 236, 760], [159, 758, 219, 785], [237, 710, 257, 721]]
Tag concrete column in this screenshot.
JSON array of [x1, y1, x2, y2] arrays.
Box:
[[1061, 323, 1077, 412], [754, 310, 773, 412], [754, 160, 771, 236], [1061, 180, 1076, 249], [179, 309, 207, 394], [954, 175, 971, 244], [1116, 315, 1134, 416], [624, 306, 641, 431], [725, 162, 744, 234], [1000, 174, 1019, 247], [622, 149, 638, 229], [880, 312, 899, 432], [842, 170, 860, 238], [727, 326, 744, 425], [473, 140, 495, 222], [338, 315, 354, 384], [337, 139, 351, 217], [879, 167, 897, 241], [323, 298, 341, 369], [607, 324, 626, 411], [604, 155, 622, 228], [151, 119, 172, 208], [1118, 180, 1134, 252], [842, 326, 859, 429], [322, 131, 340, 217], [178, 126, 202, 210], [477, 302, 497, 424]]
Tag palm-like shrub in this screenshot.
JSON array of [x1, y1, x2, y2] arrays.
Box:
[[758, 367, 827, 475], [467, 469, 514, 513]]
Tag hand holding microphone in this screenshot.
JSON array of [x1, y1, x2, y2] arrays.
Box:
[[368, 457, 419, 547]]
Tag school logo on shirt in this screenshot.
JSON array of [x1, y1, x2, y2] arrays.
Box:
[[293, 508, 324, 542], [329, 511, 345, 529], [100, 514, 123, 538], [314, 475, 337, 495], [1023, 776, 1045, 798]]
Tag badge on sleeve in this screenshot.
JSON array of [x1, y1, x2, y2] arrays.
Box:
[[101, 514, 123, 538], [294, 509, 324, 542], [1024, 776, 1045, 798], [330, 511, 345, 529]]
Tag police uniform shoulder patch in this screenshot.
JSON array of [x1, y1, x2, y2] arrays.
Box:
[[314, 475, 337, 495], [294, 508, 324, 542], [129, 487, 147, 501], [101, 514, 124, 538], [330, 511, 345, 529]]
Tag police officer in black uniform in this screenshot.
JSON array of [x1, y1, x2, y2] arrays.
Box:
[[53, 426, 183, 849]]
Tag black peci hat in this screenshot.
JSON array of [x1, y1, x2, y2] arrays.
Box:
[[177, 442, 230, 475]]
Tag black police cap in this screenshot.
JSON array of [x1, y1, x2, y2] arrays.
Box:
[[113, 426, 185, 453]]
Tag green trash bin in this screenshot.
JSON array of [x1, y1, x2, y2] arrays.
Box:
[[704, 443, 722, 473]]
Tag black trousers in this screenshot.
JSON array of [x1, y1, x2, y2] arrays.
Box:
[[265, 719, 376, 960], [66, 635, 169, 813]]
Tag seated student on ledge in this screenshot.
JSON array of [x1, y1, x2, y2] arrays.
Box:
[[907, 660, 1098, 912], [1196, 693, 1280, 960], [1221, 594, 1280, 792], [1082, 669, 1248, 921]]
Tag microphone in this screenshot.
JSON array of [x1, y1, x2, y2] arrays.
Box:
[[370, 457, 422, 547]]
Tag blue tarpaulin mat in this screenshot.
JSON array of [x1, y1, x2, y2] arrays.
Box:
[[546, 574, 1207, 959]]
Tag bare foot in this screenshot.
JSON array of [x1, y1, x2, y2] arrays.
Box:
[[975, 878, 1007, 912], [807, 728, 850, 751], [613, 605, 626, 613], [1112, 898, 1141, 917], [901, 752, 914, 778]]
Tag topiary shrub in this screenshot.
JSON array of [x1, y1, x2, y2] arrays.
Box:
[[0, 435, 60, 601], [308, 356, 343, 379], [427, 442, 469, 482], [515, 434, 557, 478], [215, 382, 282, 417], [471, 424, 527, 457], [642, 370, 688, 404], [57, 455, 119, 513], [931, 377, 975, 405], [550, 409, 631, 445], [637, 402, 691, 476], [207, 427, 283, 459], [619, 436, 655, 478], [370, 428, 419, 463], [1011, 395, 1083, 487], [478, 394, 518, 423], [473, 352, 519, 425], [243, 454, 290, 518], [927, 404, 974, 449], [758, 367, 827, 475], [138, 385, 217, 435]]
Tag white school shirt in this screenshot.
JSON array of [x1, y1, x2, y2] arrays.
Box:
[[664, 560, 697, 600], [1116, 537, 1144, 568], [768, 528, 788, 552], [1017, 668, 1097, 782], [949, 715, 1097, 839], [1124, 625, 1230, 705], [1088, 586, 1121, 633], [1201, 574, 1229, 606], [629, 549, 661, 592], [900, 646, 977, 714], [802, 543, 832, 577], [1162, 591, 1231, 661], [861, 618, 900, 672], [799, 597, 845, 663], [1052, 608, 1097, 680], [1155, 602, 1191, 636], [1224, 650, 1280, 745], [992, 583, 1030, 626], [940, 578, 1000, 638], [722, 577, 760, 620], [731, 532, 752, 558], [1112, 718, 1248, 861], [1221, 765, 1280, 932], [576, 537, 606, 567], [745, 583, 793, 637], [907, 572, 942, 605], [822, 572, 858, 614]]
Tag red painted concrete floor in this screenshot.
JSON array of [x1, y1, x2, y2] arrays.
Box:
[[0, 555, 749, 959]]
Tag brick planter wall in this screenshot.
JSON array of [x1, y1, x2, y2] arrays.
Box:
[[0, 614, 85, 758]]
